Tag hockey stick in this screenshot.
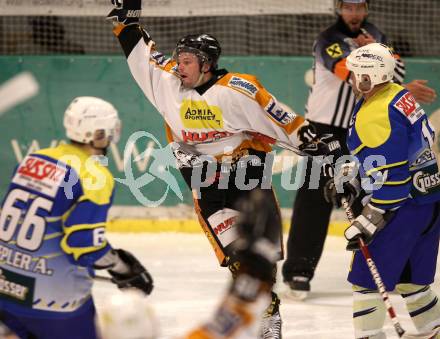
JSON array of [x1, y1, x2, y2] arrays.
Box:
[[341, 197, 439, 339], [94, 274, 113, 283], [0, 72, 39, 116], [247, 131, 311, 157]]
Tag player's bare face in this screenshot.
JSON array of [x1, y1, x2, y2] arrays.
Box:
[[177, 53, 202, 88], [341, 3, 368, 33]]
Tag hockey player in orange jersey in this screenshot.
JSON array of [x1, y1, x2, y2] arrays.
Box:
[[106, 1, 342, 337]]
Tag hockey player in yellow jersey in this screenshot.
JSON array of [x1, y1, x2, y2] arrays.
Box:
[[106, 1, 344, 337], [0, 97, 153, 339], [327, 43, 440, 338]]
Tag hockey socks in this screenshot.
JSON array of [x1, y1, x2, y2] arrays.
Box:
[[397, 284, 440, 336], [352, 285, 386, 339]]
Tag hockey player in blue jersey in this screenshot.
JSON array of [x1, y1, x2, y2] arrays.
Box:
[[327, 43, 440, 338], [0, 96, 153, 339]]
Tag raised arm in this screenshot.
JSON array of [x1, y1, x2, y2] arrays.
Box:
[[107, 0, 180, 112]]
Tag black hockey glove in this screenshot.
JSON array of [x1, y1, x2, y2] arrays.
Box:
[[297, 121, 318, 144], [345, 204, 395, 251], [324, 161, 361, 207], [299, 133, 343, 158], [108, 249, 154, 295], [107, 0, 141, 25]]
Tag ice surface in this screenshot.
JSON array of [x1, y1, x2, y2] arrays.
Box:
[[93, 233, 440, 339]]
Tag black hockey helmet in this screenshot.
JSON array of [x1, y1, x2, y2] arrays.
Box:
[[174, 34, 222, 71]]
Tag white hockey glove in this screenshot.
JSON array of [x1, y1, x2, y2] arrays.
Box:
[[324, 161, 361, 207], [107, 0, 141, 26], [345, 203, 395, 251], [107, 249, 154, 295]]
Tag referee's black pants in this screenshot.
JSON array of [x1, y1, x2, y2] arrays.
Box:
[[282, 122, 363, 283]]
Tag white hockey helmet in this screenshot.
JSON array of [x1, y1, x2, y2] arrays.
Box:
[[346, 43, 396, 92], [99, 290, 159, 339], [63, 96, 121, 144]]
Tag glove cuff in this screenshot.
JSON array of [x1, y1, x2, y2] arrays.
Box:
[[366, 203, 385, 215], [344, 224, 362, 241]]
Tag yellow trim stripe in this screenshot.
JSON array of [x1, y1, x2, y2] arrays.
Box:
[[44, 232, 63, 241], [106, 219, 349, 237], [352, 144, 366, 155], [34, 252, 64, 261], [382, 177, 411, 186], [366, 160, 408, 176], [46, 216, 62, 222], [61, 223, 107, 260], [371, 197, 407, 204]]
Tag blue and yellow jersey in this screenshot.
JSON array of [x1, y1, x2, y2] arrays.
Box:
[[0, 143, 114, 317], [348, 82, 440, 210]]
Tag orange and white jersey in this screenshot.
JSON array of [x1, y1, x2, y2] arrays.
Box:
[[113, 24, 304, 158], [183, 292, 270, 339]]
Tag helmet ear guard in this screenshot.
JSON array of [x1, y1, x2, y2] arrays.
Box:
[[346, 43, 396, 93], [358, 74, 373, 92]]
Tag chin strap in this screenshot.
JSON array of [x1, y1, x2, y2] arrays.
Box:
[[192, 71, 206, 88]]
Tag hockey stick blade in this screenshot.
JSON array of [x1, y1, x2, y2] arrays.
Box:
[[0, 72, 39, 116]]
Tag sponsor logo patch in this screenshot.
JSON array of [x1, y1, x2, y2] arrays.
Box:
[[12, 155, 66, 198], [356, 53, 383, 62], [150, 51, 168, 66], [181, 130, 232, 143], [264, 99, 296, 125], [180, 99, 223, 129], [0, 267, 34, 306], [207, 209, 239, 247], [394, 92, 424, 124], [213, 216, 237, 236], [227, 76, 258, 98], [410, 148, 436, 170], [326, 43, 343, 58], [413, 170, 440, 194]]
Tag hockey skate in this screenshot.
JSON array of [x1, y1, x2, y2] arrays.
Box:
[[260, 293, 282, 339], [284, 276, 310, 301]]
